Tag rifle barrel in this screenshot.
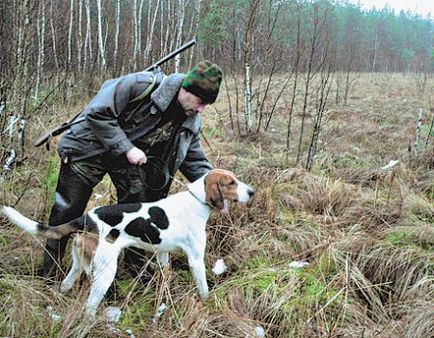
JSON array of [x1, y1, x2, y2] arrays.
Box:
[[145, 38, 196, 71]]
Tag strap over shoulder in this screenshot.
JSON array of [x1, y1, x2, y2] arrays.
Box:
[[130, 69, 166, 104]]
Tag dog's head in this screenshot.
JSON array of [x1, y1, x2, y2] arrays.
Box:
[[204, 169, 255, 213]]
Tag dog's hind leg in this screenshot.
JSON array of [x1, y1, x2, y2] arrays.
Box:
[[85, 242, 121, 316], [60, 240, 83, 293]]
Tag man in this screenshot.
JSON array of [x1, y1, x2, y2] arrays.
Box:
[[41, 60, 223, 278]]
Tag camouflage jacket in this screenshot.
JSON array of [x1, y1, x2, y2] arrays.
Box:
[[58, 71, 212, 182]]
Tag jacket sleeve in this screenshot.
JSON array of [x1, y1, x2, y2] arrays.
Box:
[[84, 73, 152, 156], [179, 131, 213, 182]]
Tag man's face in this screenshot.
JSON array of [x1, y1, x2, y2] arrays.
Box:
[[177, 87, 208, 117]]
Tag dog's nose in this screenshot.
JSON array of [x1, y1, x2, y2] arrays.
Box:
[[248, 188, 255, 197]]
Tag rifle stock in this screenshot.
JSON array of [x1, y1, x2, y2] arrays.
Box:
[[34, 38, 196, 147]]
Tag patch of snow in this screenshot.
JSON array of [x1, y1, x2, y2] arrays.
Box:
[[381, 160, 399, 171], [154, 303, 167, 320], [288, 261, 309, 269], [46, 306, 61, 322], [255, 326, 265, 337], [212, 259, 228, 275]]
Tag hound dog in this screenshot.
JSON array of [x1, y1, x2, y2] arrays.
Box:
[[2, 169, 255, 316]]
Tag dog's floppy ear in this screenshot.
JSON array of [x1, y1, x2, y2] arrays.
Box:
[[205, 175, 224, 210]]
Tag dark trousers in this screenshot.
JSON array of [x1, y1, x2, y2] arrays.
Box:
[[42, 154, 169, 278]]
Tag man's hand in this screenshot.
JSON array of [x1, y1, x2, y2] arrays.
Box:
[[126, 147, 147, 165]]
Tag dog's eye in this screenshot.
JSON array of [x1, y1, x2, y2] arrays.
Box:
[[229, 180, 236, 185]]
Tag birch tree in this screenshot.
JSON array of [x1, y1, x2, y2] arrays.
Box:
[[96, 0, 106, 71], [144, 0, 161, 62], [67, 0, 75, 67], [34, 0, 46, 100], [49, 0, 59, 71], [77, 0, 83, 72], [84, 0, 93, 71], [113, 0, 121, 74]]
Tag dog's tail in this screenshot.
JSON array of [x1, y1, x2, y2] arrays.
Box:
[[2, 206, 82, 240]]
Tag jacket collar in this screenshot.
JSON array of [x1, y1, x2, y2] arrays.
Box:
[[150, 73, 201, 135]]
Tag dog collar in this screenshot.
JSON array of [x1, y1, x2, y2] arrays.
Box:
[[187, 188, 211, 208]]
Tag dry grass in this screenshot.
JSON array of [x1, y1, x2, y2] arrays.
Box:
[[0, 72, 433, 337]]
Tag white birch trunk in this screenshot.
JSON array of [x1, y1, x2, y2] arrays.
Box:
[[17, 118, 27, 154], [160, 0, 164, 54], [245, 63, 253, 132], [67, 0, 75, 66], [133, 0, 138, 68], [413, 108, 424, 157], [114, 0, 121, 73], [34, 1, 46, 100], [0, 149, 16, 182], [138, 0, 145, 67], [50, 0, 59, 70], [96, 0, 106, 71], [77, 0, 83, 72], [84, 0, 93, 71], [176, 0, 185, 47], [144, 0, 161, 61]]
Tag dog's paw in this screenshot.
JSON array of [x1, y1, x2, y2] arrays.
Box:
[[60, 281, 73, 293]]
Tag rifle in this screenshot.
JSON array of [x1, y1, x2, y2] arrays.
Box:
[[34, 38, 196, 148]]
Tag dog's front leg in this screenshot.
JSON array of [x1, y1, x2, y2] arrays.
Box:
[[185, 244, 208, 299], [85, 243, 120, 316], [157, 252, 170, 268]]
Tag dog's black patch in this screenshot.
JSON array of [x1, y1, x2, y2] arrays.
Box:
[[148, 206, 169, 229], [125, 217, 161, 244], [106, 228, 120, 243], [93, 203, 140, 227]]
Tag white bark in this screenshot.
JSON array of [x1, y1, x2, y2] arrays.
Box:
[[138, 0, 145, 66], [133, 0, 138, 68], [50, 0, 59, 70], [6, 114, 18, 147], [0, 149, 16, 182], [176, 0, 185, 48], [68, 0, 75, 66], [144, 0, 161, 61], [18, 118, 27, 153], [114, 0, 121, 71], [96, 0, 106, 70], [84, 0, 93, 71], [245, 63, 253, 132], [34, 0, 46, 100], [77, 0, 83, 72], [160, 0, 164, 54], [413, 108, 424, 157]]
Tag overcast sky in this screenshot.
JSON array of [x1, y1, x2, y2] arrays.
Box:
[[349, 0, 433, 17]]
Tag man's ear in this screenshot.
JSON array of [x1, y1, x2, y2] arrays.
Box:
[[205, 181, 224, 210]]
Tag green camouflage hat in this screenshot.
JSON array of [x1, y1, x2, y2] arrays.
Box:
[[181, 60, 223, 104]]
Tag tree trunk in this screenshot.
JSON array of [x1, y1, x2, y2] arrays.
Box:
[[144, 0, 161, 61], [96, 0, 106, 72], [113, 0, 120, 75], [34, 0, 45, 100], [49, 0, 59, 71], [67, 0, 75, 67], [84, 0, 93, 72], [77, 0, 83, 72]]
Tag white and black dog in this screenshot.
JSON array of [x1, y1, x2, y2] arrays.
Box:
[[2, 169, 255, 315]]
